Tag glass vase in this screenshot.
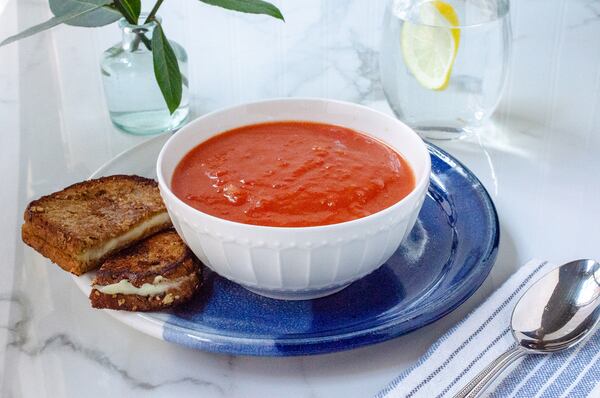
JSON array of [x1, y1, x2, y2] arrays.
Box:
[[100, 15, 189, 135]]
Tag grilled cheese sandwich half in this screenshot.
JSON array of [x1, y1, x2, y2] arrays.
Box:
[[22, 175, 172, 275], [90, 230, 201, 311]]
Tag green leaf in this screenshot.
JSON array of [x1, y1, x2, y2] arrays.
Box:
[[113, 0, 141, 25], [0, 2, 111, 47], [152, 23, 182, 114], [198, 0, 284, 21], [49, 0, 121, 27]]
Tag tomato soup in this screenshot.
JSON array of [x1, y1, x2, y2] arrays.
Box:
[[171, 121, 415, 227]]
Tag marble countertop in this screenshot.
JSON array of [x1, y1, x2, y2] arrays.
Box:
[[1, 0, 599, 396]]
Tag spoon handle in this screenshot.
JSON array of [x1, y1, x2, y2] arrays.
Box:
[[453, 346, 526, 398]]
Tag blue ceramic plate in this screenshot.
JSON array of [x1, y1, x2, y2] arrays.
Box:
[[75, 134, 499, 356]]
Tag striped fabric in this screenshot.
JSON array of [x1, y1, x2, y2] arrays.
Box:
[[376, 260, 600, 398]]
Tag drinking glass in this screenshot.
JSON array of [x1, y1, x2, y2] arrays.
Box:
[[380, 0, 511, 140]]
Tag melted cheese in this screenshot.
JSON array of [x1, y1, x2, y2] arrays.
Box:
[[78, 212, 171, 263], [94, 275, 185, 296]]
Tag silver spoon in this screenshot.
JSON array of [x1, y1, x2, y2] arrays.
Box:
[[454, 259, 600, 398]]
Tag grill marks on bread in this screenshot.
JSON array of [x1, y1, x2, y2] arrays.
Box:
[[93, 230, 195, 287]]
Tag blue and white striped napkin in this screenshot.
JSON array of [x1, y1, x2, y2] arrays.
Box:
[[376, 260, 600, 398]]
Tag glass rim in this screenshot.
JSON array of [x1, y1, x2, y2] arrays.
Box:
[[392, 0, 510, 29], [119, 13, 162, 31]]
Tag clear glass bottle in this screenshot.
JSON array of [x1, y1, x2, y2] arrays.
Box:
[[100, 15, 189, 135]]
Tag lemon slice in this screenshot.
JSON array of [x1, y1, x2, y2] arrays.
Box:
[[401, 1, 460, 90]]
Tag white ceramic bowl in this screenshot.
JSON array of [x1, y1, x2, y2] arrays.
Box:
[[157, 98, 430, 300]]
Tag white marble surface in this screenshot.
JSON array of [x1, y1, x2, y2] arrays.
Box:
[[1, 0, 600, 396]]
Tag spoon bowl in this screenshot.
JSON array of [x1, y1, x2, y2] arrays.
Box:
[[454, 259, 600, 398], [512, 259, 600, 352]]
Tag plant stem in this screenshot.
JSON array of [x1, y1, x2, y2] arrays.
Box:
[[140, 35, 153, 51], [145, 0, 165, 23]]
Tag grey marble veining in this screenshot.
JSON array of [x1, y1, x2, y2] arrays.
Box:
[[1, 0, 600, 397], [4, 296, 225, 396]]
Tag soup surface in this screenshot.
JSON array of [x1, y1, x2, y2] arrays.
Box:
[[171, 121, 415, 227]]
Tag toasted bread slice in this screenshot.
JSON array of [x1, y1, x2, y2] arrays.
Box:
[[22, 175, 172, 275], [89, 230, 201, 311]]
